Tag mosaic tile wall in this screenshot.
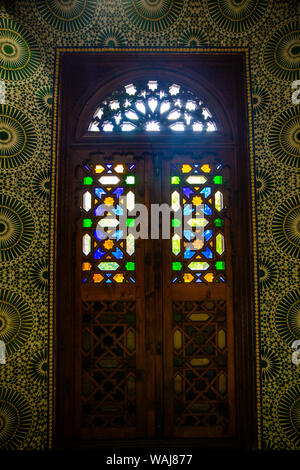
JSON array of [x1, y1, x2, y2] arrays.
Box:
[[0, 0, 299, 450]]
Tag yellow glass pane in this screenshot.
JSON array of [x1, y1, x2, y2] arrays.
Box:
[[189, 313, 209, 322], [181, 164, 192, 173], [216, 233, 225, 255], [219, 374, 227, 394], [82, 262, 92, 271], [218, 329, 226, 349], [95, 164, 104, 173], [174, 329, 182, 350], [204, 273, 214, 282], [113, 273, 124, 283], [93, 273, 103, 283], [174, 374, 182, 394], [127, 330, 135, 352], [104, 239, 114, 250], [104, 196, 114, 205], [190, 358, 210, 367], [192, 196, 202, 205], [201, 164, 211, 173], [183, 273, 194, 282]]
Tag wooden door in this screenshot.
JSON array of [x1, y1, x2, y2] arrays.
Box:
[[68, 147, 235, 442]]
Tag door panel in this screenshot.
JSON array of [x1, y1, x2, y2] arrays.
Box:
[[74, 154, 149, 439], [162, 155, 235, 438], [71, 150, 235, 441]]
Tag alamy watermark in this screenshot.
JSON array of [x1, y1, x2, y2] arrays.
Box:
[[94, 198, 205, 245]]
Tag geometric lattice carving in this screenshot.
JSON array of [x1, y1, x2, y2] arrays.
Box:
[[81, 300, 136, 428], [173, 300, 228, 428], [171, 162, 226, 284], [88, 80, 217, 134]]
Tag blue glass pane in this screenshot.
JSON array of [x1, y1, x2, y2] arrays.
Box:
[[201, 247, 213, 259], [200, 187, 212, 198], [94, 248, 106, 259], [112, 247, 123, 259], [113, 205, 123, 215], [203, 204, 212, 215], [112, 230, 123, 241], [94, 205, 106, 216], [113, 187, 124, 198], [183, 187, 194, 198], [184, 230, 195, 241], [94, 229, 106, 241], [204, 229, 213, 241], [95, 187, 106, 198], [183, 204, 193, 215], [184, 249, 196, 259]]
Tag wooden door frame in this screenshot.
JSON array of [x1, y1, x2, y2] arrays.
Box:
[[53, 50, 258, 450]]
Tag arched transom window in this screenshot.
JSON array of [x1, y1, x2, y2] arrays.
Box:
[[88, 80, 217, 133]]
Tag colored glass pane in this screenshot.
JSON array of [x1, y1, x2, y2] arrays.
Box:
[[171, 191, 180, 212], [171, 176, 180, 184], [213, 175, 223, 184], [126, 234, 135, 256], [186, 176, 207, 184], [216, 233, 224, 255], [82, 234, 91, 256], [98, 262, 119, 271], [188, 262, 209, 271], [83, 191, 92, 211], [127, 218, 135, 227], [99, 176, 120, 185], [83, 176, 93, 185], [125, 176, 135, 185], [125, 262, 135, 271], [173, 262, 182, 271], [214, 218, 224, 227], [95, 164, 104, 174], [181, 164, 192, 173], [201, 164, 211, 173], [83, 218, 92, 228], [172, 234, 181, 256], [216, 261, 225, 270], [215, 190, 223, 212]]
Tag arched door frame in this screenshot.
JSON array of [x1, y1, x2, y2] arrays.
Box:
[[54, 50, 258, 450]]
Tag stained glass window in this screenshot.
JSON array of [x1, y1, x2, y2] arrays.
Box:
[[171, 162, 226, 284], [88, 80, 217, 134], [81, 162, 136, 284]]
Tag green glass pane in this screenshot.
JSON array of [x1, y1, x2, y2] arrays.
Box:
[[215, 261, 225, 270], [125, 261, 135, 271], [125, 175, 135, 185], [98, 262, 119, 271], [172, 218, 181, 227], [126, 218, 135, 227], [172, 262, 182, 271], [83, 176, 93, 185], [171, 176, 180, 184], [214, 218, 224, 227], [213, 175, 223, 184], [82, 218, 92, 228]]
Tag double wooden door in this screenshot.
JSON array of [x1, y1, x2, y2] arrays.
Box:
[[67, 147, 235, 441]]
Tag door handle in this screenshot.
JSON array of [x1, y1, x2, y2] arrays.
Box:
[[156, 341, 162, 355]]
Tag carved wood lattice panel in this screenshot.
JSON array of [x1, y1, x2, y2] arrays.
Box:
[[172, 299, 229, 429], [81, 300, 136, 428]]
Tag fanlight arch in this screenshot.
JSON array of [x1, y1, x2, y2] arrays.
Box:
[[88, 80, 218, 134]]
